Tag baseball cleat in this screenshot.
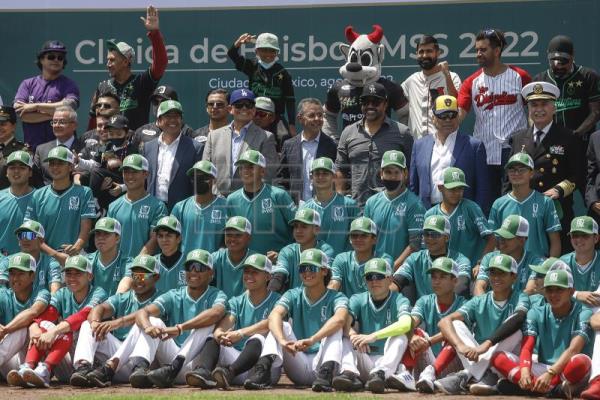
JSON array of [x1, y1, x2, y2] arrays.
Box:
[[366, 370, 386, 394], [212, 366, 233, 390]]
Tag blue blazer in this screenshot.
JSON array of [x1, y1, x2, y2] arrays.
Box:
[[409, 132, 492, 214], [142, 135, 204, 210]]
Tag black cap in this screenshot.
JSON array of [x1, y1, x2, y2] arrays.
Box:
[[0, 106, 17, 124], [105, 114, 129, 130], [360, 82, 388, 100], [151, 85, 179, 103], [38, 40, 67, 57], [547, 35, 574, 59]]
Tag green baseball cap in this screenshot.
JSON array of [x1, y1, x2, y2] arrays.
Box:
[[8, 252, 37, 273], [7, 150, 33, 168], [91, 217, 121, 235], [225, 216, 252, 234], [130, 254, 160, 274], [234, 149, 266, 168], [488, 254, 518, 274], [569, 216, 598, 235], [64, 255, 92, 273], [544, 268, 574, 289], [363, 258, 392, 277], [423, 215, 451, 235], [529, 257, 568, 276], [427, 257, 459, 277], [310, 157, 335, 173], [494, 215, 529, 239], [380, 150, 406, 169], [120, 154, 149, 172], [442, 167, 469, 189], [44, 146, 75, 164], [153, 215, 182, 234], [350, 217, 377, 235], [299, 248, 329, 269], [186, 160, 218, 178], [15, 220, 45, 239], [290, 208, 321, 227], [157, 100, 183, 118], [185, 249, 213, 269], [505, 152, 534, 170], [243, 253, 273, 273]]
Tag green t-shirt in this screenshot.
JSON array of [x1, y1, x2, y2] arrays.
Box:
[[212, 248, 257, 298], [476, 250, 544, 293], [87, 251, 131, 297], [272, 241, 335, 290], [50, 285, 108, 319], [0, 188, 34, 256], [1, 253, 62, 293], [560, 251, 600, 293], [330, 250, 394, 298], [0, 286, 50, 325], [125, 253, 187, 295], [105, 289, 160, 340], [227, 290, 281, 350], [171, 195, 227, 254]]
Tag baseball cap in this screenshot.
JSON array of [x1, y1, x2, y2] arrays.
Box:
[[157, 100, 183, 118], [38, 40, 67, 57], [290, 208, 321, 227], [234, 149, 266, 168], [186, 160, 217, 178], [544, 268, 574, 289], [7, 150, 33, 168], [494, 215, 529, 239], [363, 258, 392, 277], [522, 82, 560, 102], [154, 216, 182, 234], [255, 33, 280, 52], [547, 35, 574, 60], [442, 167, 469, 189], [360, 82, 387, 100], [44, 146, 75, 164], [299, 248, 329, 269], [423, 215, 451, 235], [381, 150, 407, 169], [505, 152, 534, 170], [243, 253, 273, 273], [310, 157, 335, 174], [350, 217, 377, 235], [569, 216, 598, 235], [106, 40, 135, 60], [151, 85, 179, 102], [64, 255, 93, 273], [0, 106, 17, 123], [8, 253, 37, 273], [130, 254, 160, 274], [529, 257, 569, 276], [225, 216, 252, 234], [230, 89, 256, 105], [185, 249, 213, 269], [91, 217, 121, 235], [105, 114, 129, 130], [427, 257, 459, 277], [120, 154, 149, 172], [433, 95, 458, 117], [488, 254, 518, 274], [255, 97, 275, 113], [15, 220, 45, 239]]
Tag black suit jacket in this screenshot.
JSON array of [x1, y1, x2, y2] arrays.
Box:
[[34, 137, 85, 186], [276, 132, 338, 203]]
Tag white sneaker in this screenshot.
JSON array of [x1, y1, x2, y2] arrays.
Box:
[[386, 364, 416, 392], [7, 364, 34, 388], [23, 362, 51, 388], [416, 364, 436, 393]]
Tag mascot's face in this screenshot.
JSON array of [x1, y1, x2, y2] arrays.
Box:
[[339, 25, 384, 87]]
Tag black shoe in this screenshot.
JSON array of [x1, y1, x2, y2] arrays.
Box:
[[70, 362, 93, 387], [87, 365, 114, 388], [332, 371, 363, 392], [312, 361, 335, 392], [244, 357, 272, 390], [212, 366, 234, 390], [185, 367, 217, 389], [497, 379, 533, 396], [366, 370, 386, 394], [129, 363, 153, 389], [147, 365, 178, 388]]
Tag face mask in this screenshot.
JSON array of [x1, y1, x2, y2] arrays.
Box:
[[381, 178, 402, 192], [194, 178, 211, 195], [258, 59, 276, 70], [108, 137, 126, 148], [418, 58, 437, 70]]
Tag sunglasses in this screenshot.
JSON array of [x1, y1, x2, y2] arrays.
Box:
[[95, 102, 113, 110], [483, 28, 503, 45], [131, 272, 154, 282], [233, 101, 255, 110], [299, 264, 320, 274], [17, 231, 37, 241], [551, 57, 570, 66], [437, 113, 457, 121], [360, 98, 384, 106], [207, 101, 226, 109], [185, 262, 211, 273], [46, 54, 65, 61], [423, 231, 443, 239], [365, 272, 387, 282], [255, 110, 273, 119]]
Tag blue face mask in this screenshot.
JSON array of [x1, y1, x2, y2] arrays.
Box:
[[258, 59, 276, 70]]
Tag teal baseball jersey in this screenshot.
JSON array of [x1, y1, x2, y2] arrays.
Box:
[[87, 251, 131, 297], [1, 253, 61, 293], [171, 195, 227, 254], [330, 250, 395, 298], [126, 253, 187, 295], [212, 248, 257, 298], [349, 291, 411, 355], [425, 199, 492, 265], [396, 249, 471, 300], [50, 285, 108, 319], [560, 251, 600, 293], [152, 285, 228, 346], [528, 293, 546, 309], [364, 189, 426, 259], [411, 294, 466, 355], [0, 188, 34, 256], [227, 291, 281, 350], [272, 241, 335, 289], [277, 287, 348, 353], [105, 289, 160, 341], [303, 193, 359, 255], [0, 287, 50, 325], [476, 250, 544, 293], [107, 194, 167, 258], [525, 301, 593, 363], [25, 185, 96, 250], [226, 184, 297, 254], [458, 289, 530, 343], [488, 191, 561, 257]]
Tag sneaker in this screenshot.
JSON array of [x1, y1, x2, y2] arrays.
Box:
[[497, 379, 532, 396], [7, 364, 34, 388], [87, 365, 114, 388], [469, 370, 499, 395], [582, 375, 600, 399], [244, 357, 272, 390], [416, 365, 436, 393], [147, 365, 178, 388], [185, 367, 217, 389], [212, 366, 234, 390], [332, 371, 363, 392], [70, 362, 94, 387], [433, 370, 469, 395], [23, 362, 51, 388], [561, 381, 574, 400], [366, 370, 386, 394], [129, 363, 153, 389], [387, 364, 416, 392], [312, 361, 335, 392]]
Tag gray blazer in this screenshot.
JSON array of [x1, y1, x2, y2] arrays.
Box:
[[202, 122, 278, 195]]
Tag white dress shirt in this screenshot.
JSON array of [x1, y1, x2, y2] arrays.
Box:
[[156, 133, 181, 202], [430, 130, 458, 204], [533, 121, 553, 145]]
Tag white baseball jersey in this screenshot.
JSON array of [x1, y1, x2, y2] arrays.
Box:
[[458, 66, 531, 165]]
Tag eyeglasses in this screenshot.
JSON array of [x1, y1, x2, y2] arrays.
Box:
[[207, 102, 227, 109], [255, 110, 273, 119], [423, 231, 444, 239], [233, 101, 255, 110], [131, 272, 154, 282], [350, 232, 370, 239], [185, 262, 211, 273], [299, 264, 320, 274], [45, 54, 65, 61], [360, 98, 384, 106], [507, 167, 530, 175], [437, 113, 458, 121], [50, 119, 73, 126], [365, 272, 386, 282], [17, 231, 37, 241], [95, 102, 114, 110]]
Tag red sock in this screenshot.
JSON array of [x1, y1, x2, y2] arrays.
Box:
[[400, 328, 426, 370], [562, 354, 591, 384], [433, 345, 456, 376], [44, 333, 73, 371], [491, 351, 520, 383], [24, 345, 44, 367]]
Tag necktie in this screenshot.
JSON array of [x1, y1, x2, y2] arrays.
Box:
[[535, 130, 544, 146]]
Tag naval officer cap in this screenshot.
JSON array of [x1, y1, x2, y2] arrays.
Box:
[[521, 81, 560, 102]]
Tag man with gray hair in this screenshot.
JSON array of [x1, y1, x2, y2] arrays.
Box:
[[277, 98, 337, 203]]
